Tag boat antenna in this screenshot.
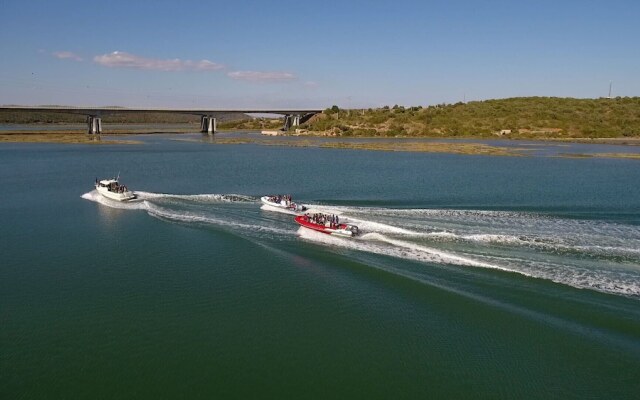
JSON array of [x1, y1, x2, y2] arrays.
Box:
[[116, 171, 120, 181]]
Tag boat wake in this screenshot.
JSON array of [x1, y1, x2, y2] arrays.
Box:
[[298, 205, 640, 298], [134, 191, 257, 203], [82, 191, 640, 298], [81, 190, 148, 210], [260, 204, 300, 215]]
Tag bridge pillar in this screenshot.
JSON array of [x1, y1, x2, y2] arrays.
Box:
[[200, 116, 207, 132], [283, 114, 292, 131], [283, 114, 302, 131], [200, 116, 216, 134], [208, 117, 217, 134], [86, 116, 102, 134]]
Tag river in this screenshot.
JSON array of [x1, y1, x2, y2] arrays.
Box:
[[1, 132, 639, 398]]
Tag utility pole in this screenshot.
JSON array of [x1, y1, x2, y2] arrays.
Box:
[[608, 81, 612, 99]]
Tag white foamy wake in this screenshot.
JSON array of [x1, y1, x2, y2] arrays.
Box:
[[260, 204, 301, 216], [134, 191, 257, 203], [300, 228, 640, 297], [82, 190, 292, 236], [81, 190, 148, 210], [82, 192, 640, 298], [298, 228, 506, 271], [324, 206, 640, 260], [145, 202, 294, 236], [295, 206, 640, 298], [476, 255, 640, 298]]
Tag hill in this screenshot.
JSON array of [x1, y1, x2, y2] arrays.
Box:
[[300, 97, 640, 138]]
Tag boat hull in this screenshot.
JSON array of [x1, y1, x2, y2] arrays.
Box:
[[294, 215, 356, 237], [261, 196, 307, 213]]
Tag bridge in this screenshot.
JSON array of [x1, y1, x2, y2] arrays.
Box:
[[0, 106, 322, 134]]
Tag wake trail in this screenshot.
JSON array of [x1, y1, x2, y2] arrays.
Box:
[[82, 191, 292, 237], [145, 202, 294, 237], [298, 228, 506, 271], [81, 191, 148, 210], [83, 192, 640, 298], [134, 191, 258, 203], [359, 232, 507, 270], [316, 204, 640, 261]]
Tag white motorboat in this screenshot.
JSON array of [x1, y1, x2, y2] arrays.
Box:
[[95, 177, 136, 201], [261, 195, 307, 213]]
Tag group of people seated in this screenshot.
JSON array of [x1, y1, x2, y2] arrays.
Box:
[[304, 213, 341, 229], [267, 194, 306, 211], [267, 194, 292, 204], [95, 178, 129, 193], [110, 183, 129, 194]]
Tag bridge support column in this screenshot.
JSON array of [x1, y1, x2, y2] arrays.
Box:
[[283, 114, 292, 131], [208, 117, 216, 134], [200, 116, 216, 134], [86, 116, 102, 134], [283, 114, 302, 131]]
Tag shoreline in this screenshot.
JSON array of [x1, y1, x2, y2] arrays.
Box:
[[2, 130, 640, 159], [4, 130, 640, 143], [0, 132, 143, 144]]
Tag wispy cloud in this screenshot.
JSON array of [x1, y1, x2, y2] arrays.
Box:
[[72, 50, 304, 84], [93, 51, 224, 72], [53, 51, 83, 61], [227, 70, 297, 82], [303, 81, 318, 88]]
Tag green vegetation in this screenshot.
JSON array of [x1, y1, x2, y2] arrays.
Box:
[[201, 137, 640, 159], [300, 97, 640, 138], [207, 137, 525, 156], [217, 117, 282, 130], [3, 97, 640, 140]]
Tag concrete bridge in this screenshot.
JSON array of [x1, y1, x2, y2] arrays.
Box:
[[0, 106, 322, 134]]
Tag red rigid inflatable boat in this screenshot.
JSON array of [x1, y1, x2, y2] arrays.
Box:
[[294, 215, 359, 237]]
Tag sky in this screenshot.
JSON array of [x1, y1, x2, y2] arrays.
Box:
[[1, 0, 639, 109]]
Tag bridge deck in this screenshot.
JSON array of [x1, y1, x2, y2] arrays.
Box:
[[0, 106, 322, 116]]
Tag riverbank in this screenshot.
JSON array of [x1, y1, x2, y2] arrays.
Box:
[[195, 136, 640, 160], [208, 137, 524, 156], [0, 132, 142, 144], [226, 128, 640, 146], [3, 131, 640, 159]]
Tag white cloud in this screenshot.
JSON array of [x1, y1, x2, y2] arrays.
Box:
[[93, 51, 224, 71], [227, 70, 297, 82], [88, 51, 304, 84], [53, 51, 83, 61]]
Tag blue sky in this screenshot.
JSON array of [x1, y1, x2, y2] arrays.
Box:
[[1, 0, 638, 108]]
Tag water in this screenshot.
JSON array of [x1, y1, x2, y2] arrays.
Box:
[[0, 123, 196, 132], [1, 133, 639, 398]]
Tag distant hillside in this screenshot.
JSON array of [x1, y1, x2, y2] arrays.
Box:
[[0, 108, 250, 124], [4, 98, 639, 139], [299, 97, 640, 138]]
